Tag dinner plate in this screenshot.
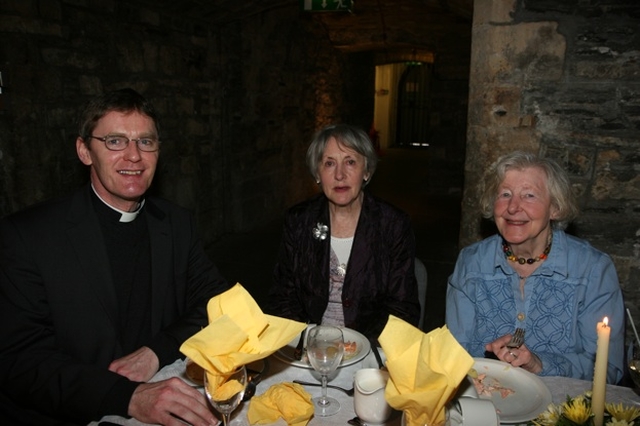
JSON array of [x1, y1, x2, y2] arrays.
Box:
[[471, 358, 552, 424], [273, 326, 371, 368]]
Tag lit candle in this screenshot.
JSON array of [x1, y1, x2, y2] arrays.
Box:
[[592, 317, 610, 426]]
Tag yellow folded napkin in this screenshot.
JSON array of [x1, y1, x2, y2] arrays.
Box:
[[379, 315, 473, 426], [247, 382, 314, 426], [180, 283, 306, 374]]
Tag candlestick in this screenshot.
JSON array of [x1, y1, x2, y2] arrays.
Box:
[[592, 317, 610, 426]]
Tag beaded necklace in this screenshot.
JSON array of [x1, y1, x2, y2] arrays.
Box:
[[503, 233, 553, 265]]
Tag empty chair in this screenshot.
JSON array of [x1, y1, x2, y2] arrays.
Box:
[[415, 258, 428, 330]]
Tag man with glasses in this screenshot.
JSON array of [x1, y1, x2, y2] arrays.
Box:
[[0, 88, 227, 426]]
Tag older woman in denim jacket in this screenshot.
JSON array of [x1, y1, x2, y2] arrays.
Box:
[[446, 151, 624, 383]]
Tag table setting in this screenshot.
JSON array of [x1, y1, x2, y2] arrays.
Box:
[[92, 285, 640, 426]]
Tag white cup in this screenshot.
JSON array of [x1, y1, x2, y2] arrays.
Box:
[[354, 368, 393, 424], [452, 398, 500, 426]]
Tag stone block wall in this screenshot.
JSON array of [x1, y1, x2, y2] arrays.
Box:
[[0, 1, 361, 243], [463, 0, 640, 331], [1, 0, 638, 332], [0, 0, 229, 243]]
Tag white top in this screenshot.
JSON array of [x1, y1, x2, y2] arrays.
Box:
[[331, 236, 354, 266]]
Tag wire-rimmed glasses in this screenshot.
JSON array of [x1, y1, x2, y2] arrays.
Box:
[[88, 135, 161, 152]]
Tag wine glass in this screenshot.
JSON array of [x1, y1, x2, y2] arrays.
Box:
[[306, 325, 345, 417], [204, 366, 247, 426]]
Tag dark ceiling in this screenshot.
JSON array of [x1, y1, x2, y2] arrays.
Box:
[[144, 0, 473, 22], [139, 0, 473, 56]]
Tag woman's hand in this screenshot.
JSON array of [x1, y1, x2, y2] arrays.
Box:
[[485, 334, 543, 374]]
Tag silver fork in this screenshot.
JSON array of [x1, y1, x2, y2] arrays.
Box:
[[506, 327, 525, 349]]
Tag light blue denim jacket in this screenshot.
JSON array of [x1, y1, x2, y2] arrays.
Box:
[[446, 230, 625, 383]]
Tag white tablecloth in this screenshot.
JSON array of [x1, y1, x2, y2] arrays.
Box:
[[92, 352, 640, 426]]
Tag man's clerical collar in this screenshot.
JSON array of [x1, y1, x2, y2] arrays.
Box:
[[91, 184, 145, 223]]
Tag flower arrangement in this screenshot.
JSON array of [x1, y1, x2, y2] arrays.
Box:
[[312, 222, 328, 241], [529, 391, 640, 426]]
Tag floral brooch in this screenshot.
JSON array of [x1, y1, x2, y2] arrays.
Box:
[[312, 222, 328, 241]]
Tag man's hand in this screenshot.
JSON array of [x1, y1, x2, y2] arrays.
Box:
[[485, 334, 543, 374], [129, 378, 219, 426], [109, 346, 160, 382]]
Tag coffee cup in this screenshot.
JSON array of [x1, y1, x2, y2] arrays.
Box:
[[354, 368, 393, 424], [450, 397, 499, 426]]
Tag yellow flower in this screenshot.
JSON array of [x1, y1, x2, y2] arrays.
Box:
[[606, 419, 633, 426], [562, 396, 592, 424], [606, 402, 640, 422], [530, 391, 639, 426], [531, 403, 563, 426]]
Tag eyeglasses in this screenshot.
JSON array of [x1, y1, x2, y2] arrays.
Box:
[[88, 135, 161, 152]]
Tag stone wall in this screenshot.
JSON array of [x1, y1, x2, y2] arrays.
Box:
[[1, 0, 638, 328], [0, 1, 361, 243], [463, 0, 640, 328], [0, 0, 229, 244]]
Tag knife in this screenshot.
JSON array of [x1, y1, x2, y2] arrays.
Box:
[[293, 326, 308, 360], [371, 342, 385, 369]]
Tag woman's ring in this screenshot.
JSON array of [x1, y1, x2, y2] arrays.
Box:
[[509, 351, 518, 360]]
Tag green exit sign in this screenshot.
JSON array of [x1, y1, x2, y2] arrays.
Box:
[[301, 0, 353, 12]]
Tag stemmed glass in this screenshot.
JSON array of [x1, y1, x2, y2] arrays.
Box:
[[203, 365, 247, 426], [306, 325, 345, 417]]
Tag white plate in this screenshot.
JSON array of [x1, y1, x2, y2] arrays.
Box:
[[471, 358, 552, 424], [273, 326, 371, 368]]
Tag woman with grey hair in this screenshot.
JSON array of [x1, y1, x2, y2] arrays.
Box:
[[446, 151, 624, 383], [268, 124, 420, 339]]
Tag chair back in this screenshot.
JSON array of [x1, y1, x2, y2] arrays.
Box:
[[415, 258, 428, 330]]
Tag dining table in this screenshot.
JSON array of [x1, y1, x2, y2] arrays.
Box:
[[92, 349, 640, 426]]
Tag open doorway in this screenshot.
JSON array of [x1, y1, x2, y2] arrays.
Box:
[[396, 63, 432, 148], [373, 59, 467, 180], [373, 62, 433, 149], [369, 58, 468, 331]]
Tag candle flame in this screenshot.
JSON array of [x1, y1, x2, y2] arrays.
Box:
[[603, 317, 609, 326]]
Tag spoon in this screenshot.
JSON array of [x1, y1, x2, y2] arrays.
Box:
[[243, 374, 261, 401], [243, 358, 270, 401], [292, 379, 355, 396]]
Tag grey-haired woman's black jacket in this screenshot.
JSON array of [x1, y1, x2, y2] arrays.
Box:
[[268, 191, 420, 339]]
